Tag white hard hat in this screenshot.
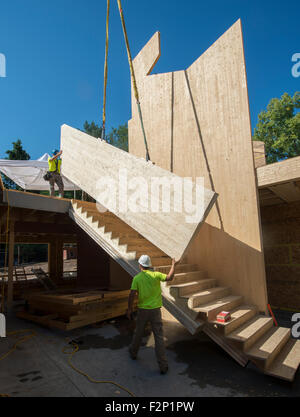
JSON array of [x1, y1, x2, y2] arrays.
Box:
[[138, 255, 152, 268]]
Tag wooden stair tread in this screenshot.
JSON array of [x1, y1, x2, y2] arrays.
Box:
[[183, 286, 229, 299], [155, 263, 196, 269], [170, 279, 215, 289], [210, 305, 257, 327], [265, 339, 300, 381], [246, 327, 290, 361], [194, 295, 243, 314], [174, 270, 205, 277], [155, 264, 199, 275], [170, 281, 200, 288], [227, 316, 273, 343]]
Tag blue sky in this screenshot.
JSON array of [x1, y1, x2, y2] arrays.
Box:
[[0, 0, 299, 159]]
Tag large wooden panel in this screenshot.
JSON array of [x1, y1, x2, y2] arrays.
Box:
[[61, 125, 217, 261], [128, 20, 268, 312]]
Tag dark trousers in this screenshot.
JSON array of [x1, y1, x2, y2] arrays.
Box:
[[130, 308, 168, 369], [49, 172, 64, 197]]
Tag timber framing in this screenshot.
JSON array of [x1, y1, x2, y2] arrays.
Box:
[[257, 156, 300, 188], [256, 157, 300, 206]]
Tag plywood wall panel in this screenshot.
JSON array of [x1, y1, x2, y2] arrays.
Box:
[[129, 21, 268, 312]]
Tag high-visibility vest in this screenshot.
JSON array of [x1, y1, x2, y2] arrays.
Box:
[[48, 157, 62, 173]]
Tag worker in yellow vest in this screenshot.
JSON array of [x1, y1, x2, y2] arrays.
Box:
[[48, 149, 64, 198], [127, 255, 178, 374]]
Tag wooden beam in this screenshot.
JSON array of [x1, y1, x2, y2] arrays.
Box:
[[7, 221, 15, 310], [56, 240, 64, 283], [48, 241, 56, 282], [0, 206, 72, 225], [2, 189, 71, 214], [0, 206, 8, 230], [0, 174, 4, 203], [268, 182, 300, 203], [0, 174, 4, 191], [258, 188, 284, 207], [48, 240, 64, 283], [0, 234, 77, 244], [14, 221, 77, 234], [257, 156, 300, 188]]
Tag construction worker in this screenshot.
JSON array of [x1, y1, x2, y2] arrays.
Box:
[[127, 255, 177, 374], [48, 149, 64, 198]]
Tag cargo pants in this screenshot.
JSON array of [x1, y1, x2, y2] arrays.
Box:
[[49, 172, 64, 197], [130, 308, 168, 370]]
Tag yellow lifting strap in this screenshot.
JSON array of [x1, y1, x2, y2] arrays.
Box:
[[101, 0, 151, 161], [116, 0, 151, 161], [101, 0, 110, 140]]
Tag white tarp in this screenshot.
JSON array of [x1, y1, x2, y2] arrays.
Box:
[[0, 153, 79, 191]]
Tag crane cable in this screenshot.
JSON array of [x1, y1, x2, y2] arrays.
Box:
[[101, 0, 110, 140], [101, 0, 151, 161], [114, 0, 151, 162]]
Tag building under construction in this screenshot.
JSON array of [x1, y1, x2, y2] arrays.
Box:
[[1, 19, 300, 392]]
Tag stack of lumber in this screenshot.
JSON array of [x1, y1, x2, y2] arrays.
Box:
[[17, 288, 135, 331]]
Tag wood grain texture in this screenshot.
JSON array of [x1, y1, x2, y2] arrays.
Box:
[[257, 156, 300, 187], [61, 124, 217, 261], [128, 20, 268, 312], [253, 141, 266, 168]]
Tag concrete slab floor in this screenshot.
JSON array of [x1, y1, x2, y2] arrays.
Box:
[[0, 308, 299, 397]]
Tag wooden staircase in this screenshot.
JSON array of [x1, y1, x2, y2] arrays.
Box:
[[69, 200, 202, 333], [70, 200, 300, 382], [160, 266, 300, 382]]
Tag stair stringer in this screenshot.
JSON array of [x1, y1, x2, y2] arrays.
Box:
[[202, 323, 249, 367]]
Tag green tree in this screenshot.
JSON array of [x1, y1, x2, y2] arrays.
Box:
[[253, 92, 300, 163], [83, 121, 128, 152], [108, 124, 128, 152], [5, 139, 30, 160], [2, 140, 30, 189], [83, 121, 103, 139]]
